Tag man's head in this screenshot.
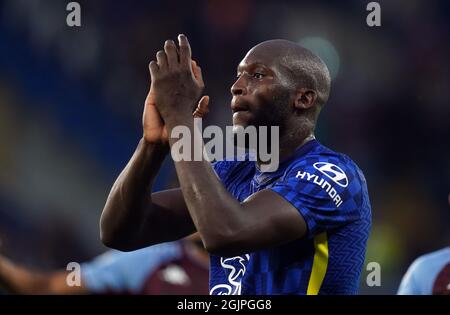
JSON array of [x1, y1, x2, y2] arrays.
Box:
[[230, 39, 331, 136]]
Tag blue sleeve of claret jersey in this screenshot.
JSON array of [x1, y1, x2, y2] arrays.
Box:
[[397, 260, 422, 295], [397, 253, 442, 295], [81, 242, 181, 294], [270, 158, 364, 239]]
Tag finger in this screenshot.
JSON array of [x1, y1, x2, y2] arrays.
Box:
[[193, 95, 210, 117], [164, 40, 178, 67], [191, 60, 204, 86], [193, 108, 205, 118], [156, 50, 168, 69], [149, 60, 159, 78], [191, 60, 199, 79], [178, 34, 192, 68], [198, 95, 209, 113]]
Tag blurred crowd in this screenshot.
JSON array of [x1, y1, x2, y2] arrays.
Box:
[[0, 0, 449, 294]]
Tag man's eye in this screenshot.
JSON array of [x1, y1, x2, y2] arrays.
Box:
[[253, 73, 264, 79]]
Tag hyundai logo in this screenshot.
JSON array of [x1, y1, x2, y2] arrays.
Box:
[[313, 162, 349, 188]]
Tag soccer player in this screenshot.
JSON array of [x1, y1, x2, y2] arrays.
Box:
[[0, 238, 209, 295], [100, 35, 372, 295]]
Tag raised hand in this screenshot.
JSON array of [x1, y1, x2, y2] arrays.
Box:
[[143, 58, 208, 144], [148, 34, 205, 122]]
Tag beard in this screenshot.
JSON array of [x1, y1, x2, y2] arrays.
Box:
[[251, 85, 291, 134], [232, 85, 292, 150]]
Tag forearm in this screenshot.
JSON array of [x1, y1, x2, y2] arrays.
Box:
[[0, 256, 87, 294], [0, 256, 50, 294], [100, 138, 169, 249], [167, 115, 245, 252]]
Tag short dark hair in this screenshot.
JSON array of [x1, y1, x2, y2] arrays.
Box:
[[276, 40, 331, 108]]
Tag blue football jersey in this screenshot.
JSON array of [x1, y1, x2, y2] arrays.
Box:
[[209, 139, 372, 295]]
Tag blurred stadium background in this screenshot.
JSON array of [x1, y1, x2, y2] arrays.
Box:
[[0, 0, 449, 294]]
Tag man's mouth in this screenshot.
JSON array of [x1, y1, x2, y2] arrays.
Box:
[[231, 99, 251, 124], [230, 98, 250, 112], [232, 109, 250, 114], [232, 109, 251, 124]]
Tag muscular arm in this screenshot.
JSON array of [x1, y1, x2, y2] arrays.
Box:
[[100, 53, 207, 251], [166, 116, 307, 257], [100, 139, 195, 251]]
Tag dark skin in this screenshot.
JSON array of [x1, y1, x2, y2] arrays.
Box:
[[100, 36, 320, 256]]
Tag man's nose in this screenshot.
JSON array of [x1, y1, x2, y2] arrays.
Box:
[[230, 76, 247, 96]]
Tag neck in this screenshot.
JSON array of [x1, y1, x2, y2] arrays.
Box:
[[279, 130, 315, 162], [256, 121, 315, 169]]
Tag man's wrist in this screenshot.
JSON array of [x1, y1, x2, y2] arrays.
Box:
[[164, 110, 194, 130], [139, 137, 170, 156]]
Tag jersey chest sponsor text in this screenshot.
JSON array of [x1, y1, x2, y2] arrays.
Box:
[[295, 170, 344, 207]]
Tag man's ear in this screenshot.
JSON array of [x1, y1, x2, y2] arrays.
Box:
[[294, 88, 317, 110]]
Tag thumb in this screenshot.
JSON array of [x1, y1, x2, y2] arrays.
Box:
[[193, 95, 210, 118]]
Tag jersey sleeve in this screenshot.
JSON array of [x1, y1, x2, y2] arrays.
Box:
[[81, 242, 181, 294], [397, 260, 422, 295], [212, 161, 233, 181], [211, 160, 241, 188], [269, 158, 364, 239], [397, 254, 438, 295]]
